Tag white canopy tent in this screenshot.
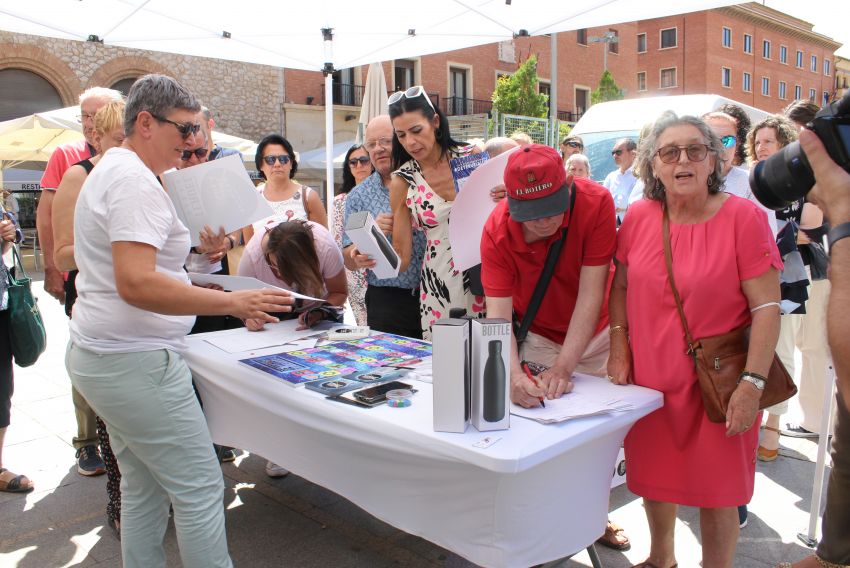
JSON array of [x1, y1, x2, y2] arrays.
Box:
[[0, 0, 739, 223]]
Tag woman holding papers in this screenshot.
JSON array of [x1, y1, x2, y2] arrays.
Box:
[[388, 86, 485, 339], [238, 219, 346, 331], [65, 75, 293, 568], [607, 113, 781, 567]]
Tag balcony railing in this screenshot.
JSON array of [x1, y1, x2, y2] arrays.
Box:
[[441, 96, 493, 116], [320, 83, 366, 106], [557, 110, 583, 123]]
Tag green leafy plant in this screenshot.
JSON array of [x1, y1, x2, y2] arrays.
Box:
[[491, 55, 549, 118], [590, 70, 624, 104]]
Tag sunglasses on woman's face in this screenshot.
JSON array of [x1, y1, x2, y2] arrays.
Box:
[[655, 144, 710, 164], [721, 135, 737, 148], [388, 85, 436, 111], [348, 156, 371, 167], [564, 141, 582, 149], [263, 154, 291, 166], [151, 114, 201, 139], [181, 147, 209, 161]]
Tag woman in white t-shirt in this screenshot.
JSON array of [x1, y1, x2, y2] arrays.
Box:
[[65, 75, 293, 568], [242, 135, 328, 243]]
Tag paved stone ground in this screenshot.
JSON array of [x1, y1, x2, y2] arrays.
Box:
[[0, 264, 835, 567]]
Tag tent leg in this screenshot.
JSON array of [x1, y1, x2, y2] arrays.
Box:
[[325, 73, 335, 228]]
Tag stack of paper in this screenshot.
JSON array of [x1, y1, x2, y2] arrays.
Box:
[[510, 374, 636, 424]]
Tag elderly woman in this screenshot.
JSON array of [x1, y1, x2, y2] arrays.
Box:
[[565, 153, 591, 179], [65, 74, 293, 567], [388, 86, 485, 339], [607, 113, 781, 567]]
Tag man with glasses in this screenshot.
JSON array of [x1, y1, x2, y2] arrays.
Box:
[[602, 138, 637, 224], [36, 86, 122, 477], [560, 135, 584, 165], [342, 115, 425, 338]]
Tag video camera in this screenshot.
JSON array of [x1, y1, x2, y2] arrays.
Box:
[[750, 90, 850, 210]]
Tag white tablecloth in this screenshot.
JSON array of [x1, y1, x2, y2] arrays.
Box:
[[183, 330, 663, 568]]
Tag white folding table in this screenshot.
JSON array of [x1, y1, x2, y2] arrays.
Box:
[[183, 331, 662, 568]]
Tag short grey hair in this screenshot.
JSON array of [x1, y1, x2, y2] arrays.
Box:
[[565, 153, 591, 176], [124, 74, 200, 137], [635, 112, 725, 201], [79, 86, 123, 105], [615, 138, 637, 151]]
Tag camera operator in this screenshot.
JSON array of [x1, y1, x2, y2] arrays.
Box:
[[785, 129, 850, 568]]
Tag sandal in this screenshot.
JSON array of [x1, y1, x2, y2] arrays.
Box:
[[597, 520, 631, 551], [758, 426, 781, 462], [0, 467, 34, 493]]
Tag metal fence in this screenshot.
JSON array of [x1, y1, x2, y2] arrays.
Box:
[[499, 114, 550, 145]]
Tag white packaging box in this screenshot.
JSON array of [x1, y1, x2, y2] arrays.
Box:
[[470, 318, 511, 432], [344, 211, 400, 280], [611, 447, 627, 488], [432, 318, 470, 433]]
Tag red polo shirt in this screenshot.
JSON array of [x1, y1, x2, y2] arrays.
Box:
[[41, 139, 93, 191], [480, 177, 616, 345]]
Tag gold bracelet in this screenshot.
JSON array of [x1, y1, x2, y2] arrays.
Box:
[[609, 325, 628, 336]]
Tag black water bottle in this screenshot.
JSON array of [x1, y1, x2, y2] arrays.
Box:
[[483, 340, 505, 422]]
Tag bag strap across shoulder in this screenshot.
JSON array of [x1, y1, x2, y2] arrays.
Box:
[[662, 206, 698, 357], [515, 184, 578, 344]]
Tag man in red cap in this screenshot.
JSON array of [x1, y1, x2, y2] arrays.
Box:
[[481, 143, 616, 408]]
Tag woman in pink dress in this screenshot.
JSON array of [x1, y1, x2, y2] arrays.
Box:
[[607, 113, 782, 568]]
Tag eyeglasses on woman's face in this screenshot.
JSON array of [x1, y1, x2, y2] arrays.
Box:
[[655, 144, 710, 164], [151, 114, 201, 139], [388, 86, 435, 111], [348, 156, 371, 167], [263, 154, 291, 166]]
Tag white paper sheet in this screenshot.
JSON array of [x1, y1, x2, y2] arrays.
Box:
[[188, 273, 324, 303], [203, 319, 325, 353], [162, 154, 273, 247], [510, 373, 636, 424], [448, 146, 520, 271]]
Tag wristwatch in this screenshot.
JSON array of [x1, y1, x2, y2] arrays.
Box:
[[738, 371, 766, 391]]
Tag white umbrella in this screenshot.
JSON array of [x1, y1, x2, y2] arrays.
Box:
[[356, 63, 389, 144], [298, 139, 358, 171], [0, 0, 741, 230]]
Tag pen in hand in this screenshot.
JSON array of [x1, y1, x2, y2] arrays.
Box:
[[521, 361, 545, 408]]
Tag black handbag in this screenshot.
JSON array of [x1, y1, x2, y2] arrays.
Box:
[[6, 245, 47, 367]]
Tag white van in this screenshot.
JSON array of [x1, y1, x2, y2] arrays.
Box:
[[569, 94, 770, 182]]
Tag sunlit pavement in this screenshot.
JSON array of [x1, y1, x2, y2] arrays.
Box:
[[0, 264, 832, 567]]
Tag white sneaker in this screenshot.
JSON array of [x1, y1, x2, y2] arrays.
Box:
[[265, 461, 289, 478]]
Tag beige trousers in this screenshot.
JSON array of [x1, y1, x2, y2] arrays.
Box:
[[520, 328, 610, 378]]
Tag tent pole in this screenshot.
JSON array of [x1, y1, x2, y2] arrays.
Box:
[[798, 362, 837, 547], [322, 27, 335, 229], [549, 32, 558, 148]]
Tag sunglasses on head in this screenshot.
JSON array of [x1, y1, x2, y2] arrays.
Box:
[[656, 144, 710, 164], [387, 86, 435, 111], [721, 135, 737, 148], [181, 147, 209, 161], [263, 154, 291, 166], [348, 156, 371, 167], [151, 114, 201, 139], [564, 141, 582, 148]]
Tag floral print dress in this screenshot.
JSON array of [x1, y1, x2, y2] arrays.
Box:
[[332, 193, 368, 325], [394, 149, 486, 339]]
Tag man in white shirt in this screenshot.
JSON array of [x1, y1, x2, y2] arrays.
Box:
[[602, 138, 637, 223]]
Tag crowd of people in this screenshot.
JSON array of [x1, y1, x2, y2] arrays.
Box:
[[0, 74, 846, 568]]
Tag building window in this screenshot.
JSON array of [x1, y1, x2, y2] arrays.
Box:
[[779, 45, 787, 64], [795, 84, 802, 99], [824, 59, 831, 76], [823, 91, 830, 105], [811, 55, 817, 72], [722, 27, 732, 48], [577, 28, 587, 45], [796, 50, 804, 68], [721, 67, 731, 88], [110, 77, 137, 96], [809, 88, 816, 101], [0, 68, 63, 122], [660, 67, 677, 89], [779, 81, 787, 99], [761, 76, 770, 96], [637, 71, 647, 91], [394, 59, 416, 91], [331, 67, 356, 105], [497, 41, 516, 64], [660, 28, 677, 49], [575, 87, 590, 115], [743, 72, 752, 93], [763, 40, 771, 59], [637, 33, 646, 53], [448, 66, 470, 115], [538, 80, 550, 101], [743, 34, 752, 54], [609, 29, 619, 54]]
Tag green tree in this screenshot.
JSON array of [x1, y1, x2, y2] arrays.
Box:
[[590, 70, 624, 104], [491, 55, 549, 118]]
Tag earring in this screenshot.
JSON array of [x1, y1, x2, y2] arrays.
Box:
[[707, 173, 716, 187], [435, 128, 443, 140]]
